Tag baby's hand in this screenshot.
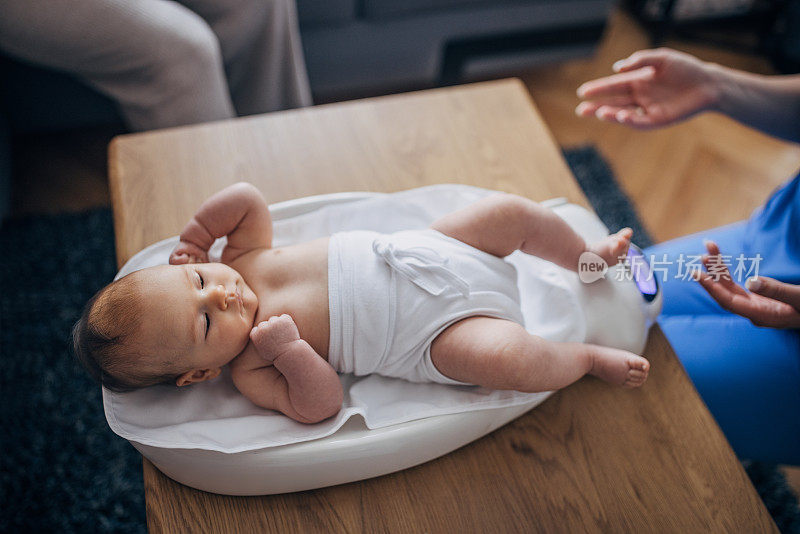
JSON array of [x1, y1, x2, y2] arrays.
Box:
[[250, 314, 301, 363], [169, 240, 209, 265]]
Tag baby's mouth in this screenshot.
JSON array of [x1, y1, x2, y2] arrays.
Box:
[[234, 287, 243, 314], [236, 279, 256, 320]]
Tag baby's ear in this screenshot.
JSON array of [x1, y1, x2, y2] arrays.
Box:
[[176, 368, 221, 386]]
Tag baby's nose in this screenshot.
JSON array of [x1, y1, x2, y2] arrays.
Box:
[[211, 285, 231, 310]]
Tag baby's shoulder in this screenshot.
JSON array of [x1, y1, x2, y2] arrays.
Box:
[[226, 244, 268, 265]]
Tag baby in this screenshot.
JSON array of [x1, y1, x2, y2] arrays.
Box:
[[73, 183, 649, 424]]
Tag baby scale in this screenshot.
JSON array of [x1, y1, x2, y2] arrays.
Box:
[[105, 185, 662, 495]]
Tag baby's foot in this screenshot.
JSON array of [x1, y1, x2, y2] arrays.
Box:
[[588, 345, 649, 389], [588, 228, 633, 267]]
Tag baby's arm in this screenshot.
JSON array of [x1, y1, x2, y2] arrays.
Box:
[[232, 315, 343, 424], [170, 182, 273, 265]]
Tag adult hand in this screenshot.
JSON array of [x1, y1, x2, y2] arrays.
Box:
[[576, 48, 720, 129], [695, 240, 800, 329]]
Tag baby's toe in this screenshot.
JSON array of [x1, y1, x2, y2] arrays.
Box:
[[624, 372, 647, 386], [626, 357, 649, 384], [629, 357, 649, 372]]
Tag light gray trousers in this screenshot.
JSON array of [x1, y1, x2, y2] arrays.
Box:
[[0, 0, 313, 131]]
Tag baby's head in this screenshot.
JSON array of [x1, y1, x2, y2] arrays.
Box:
[[73, 263, 259, 392]]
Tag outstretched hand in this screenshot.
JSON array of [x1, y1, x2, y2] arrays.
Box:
[[575, 48, 719, 129], [695, 240, 800, 329]]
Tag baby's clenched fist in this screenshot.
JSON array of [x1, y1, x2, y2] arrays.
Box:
[[250, 314, 301, 363], [169, 241, 209, 265]]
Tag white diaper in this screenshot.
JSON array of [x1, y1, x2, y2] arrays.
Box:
[[327, 229, 525, 385]]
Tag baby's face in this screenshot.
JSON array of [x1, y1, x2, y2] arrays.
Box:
[[134, 263, 259, 381]]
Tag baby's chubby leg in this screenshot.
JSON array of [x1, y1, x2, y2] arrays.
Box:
[[430, 317, 649, 391], [430, 193, 632, 270]]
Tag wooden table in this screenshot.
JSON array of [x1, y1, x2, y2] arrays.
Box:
[[109, 79, 776, 532]]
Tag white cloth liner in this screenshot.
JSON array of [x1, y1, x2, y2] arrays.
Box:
[[104, 185, 589, 454]]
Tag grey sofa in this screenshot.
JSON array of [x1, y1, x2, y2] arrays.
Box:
[[0, 0, 613, 218], [298, 0, 612, 97]]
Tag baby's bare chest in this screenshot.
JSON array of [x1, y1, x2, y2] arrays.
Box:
[[233, 238, 331, 357]]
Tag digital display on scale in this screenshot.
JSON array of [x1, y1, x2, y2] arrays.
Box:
[[627, 245, 658, 302]]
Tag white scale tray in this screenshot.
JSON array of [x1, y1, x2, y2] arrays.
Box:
[[105, 185, 661, 495]]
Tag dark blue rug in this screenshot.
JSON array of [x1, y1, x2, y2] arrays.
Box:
[[0, 209, 141, 533], [1, 146, 796, 533]]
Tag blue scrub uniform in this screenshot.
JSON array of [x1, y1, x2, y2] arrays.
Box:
[[645, 174, 800, 465]]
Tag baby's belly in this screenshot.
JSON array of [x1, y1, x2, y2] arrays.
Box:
[[239, 238, 331, 359]]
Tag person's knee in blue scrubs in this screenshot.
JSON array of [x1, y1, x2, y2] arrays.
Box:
[[645, 175, 800, 465]]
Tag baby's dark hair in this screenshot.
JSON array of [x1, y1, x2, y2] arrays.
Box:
[[72, 273, 179, 392]]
